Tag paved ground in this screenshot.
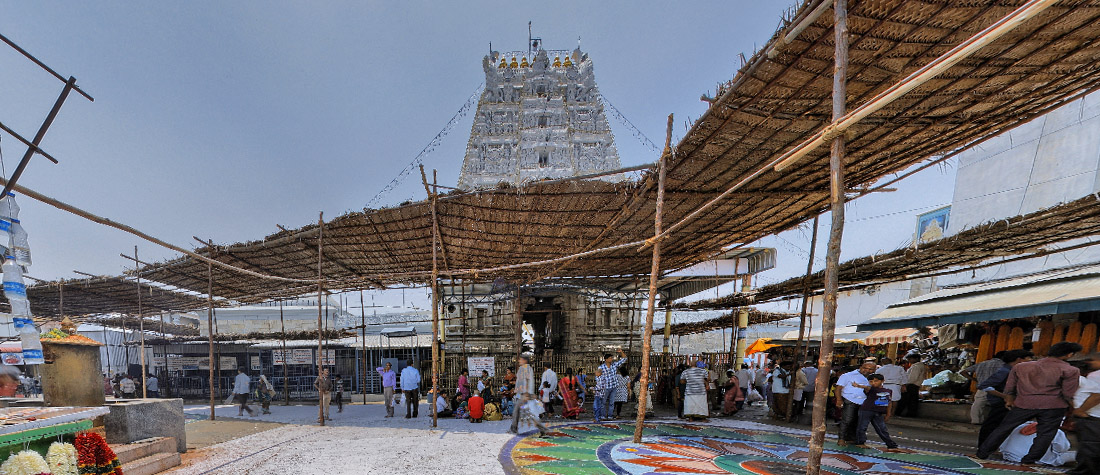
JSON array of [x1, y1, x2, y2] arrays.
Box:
[[164, 401, 1069, 474]]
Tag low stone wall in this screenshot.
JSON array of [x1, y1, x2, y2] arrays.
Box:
[[103, 399, 187, 453]]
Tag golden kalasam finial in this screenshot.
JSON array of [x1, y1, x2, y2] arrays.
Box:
[[562, 55, 573, 67], [499, 57, 507, 68], [553, 56, 561, 67], [509, 56, 519, 68], [520, 56, 530, 68]]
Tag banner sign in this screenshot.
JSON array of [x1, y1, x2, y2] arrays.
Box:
[[467, 357, 495, 377]]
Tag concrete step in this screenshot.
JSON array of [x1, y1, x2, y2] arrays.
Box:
[[121, 452, 181, 475], [112, 437, 177, 465]]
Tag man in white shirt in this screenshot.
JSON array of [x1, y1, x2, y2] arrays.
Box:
[[770, 362, 793, 420], [835, 362, 877, 446], [1071, 353, 1100, 475], [146, 374, 160, 398], [876, 358, 907, 415], [540, 362, 558, 416], [898, 354, 928, 417], [233, 368, 256, 417], [736, 364, 754, 407], [801, 361, 818, 411]]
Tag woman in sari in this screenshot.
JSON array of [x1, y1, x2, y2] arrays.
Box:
[[721, 369, 743, 415], [558, 367, 582, 419]]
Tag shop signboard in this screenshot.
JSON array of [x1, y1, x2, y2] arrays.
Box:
[[467, 356, 495, 377], [251, 356, 262, 371], [316, 349, 336, 366], [273, 349, 316, 366]]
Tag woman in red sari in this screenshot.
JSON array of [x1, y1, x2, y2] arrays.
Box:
[[722, 369, 744, 416], [559, 367, 582, 419]]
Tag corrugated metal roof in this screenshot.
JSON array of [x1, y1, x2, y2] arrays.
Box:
[[857, 265, 1100, 331]]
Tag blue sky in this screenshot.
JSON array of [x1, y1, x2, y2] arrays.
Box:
[[0, 1, 956, 310]]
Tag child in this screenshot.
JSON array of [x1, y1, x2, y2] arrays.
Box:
[[468, 390, 485, 423], [853, 374, 899, 450], [540, 381, 555, 419], [593, 367, 606, 422]]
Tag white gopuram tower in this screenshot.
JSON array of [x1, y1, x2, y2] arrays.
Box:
[[457, 45, 621, 190]]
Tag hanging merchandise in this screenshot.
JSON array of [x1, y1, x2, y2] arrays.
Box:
[[75, 431, 122, 475], [47, 441, 80, 475], [2, 255, 29, 316], [0, 449, 50, 475], [9, 219, 30, 266]]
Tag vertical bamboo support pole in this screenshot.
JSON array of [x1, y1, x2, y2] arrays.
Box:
[[207, 261, 215, 420], [317, 212, 326, 426], [280, 299, 289, 405], [728, 309, 737, 362], [662, 308, 672, 354], [789, 215, 819, 421], [360, 290, 367, 403], [135, 246, 147, 398], [808, 2, 848, 472], [430, 179, 441, 429], [633, 113, 673, 444]]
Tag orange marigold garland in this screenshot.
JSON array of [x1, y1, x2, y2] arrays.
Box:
[[74, 432, 122, 475]]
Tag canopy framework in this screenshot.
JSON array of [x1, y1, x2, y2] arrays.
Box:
[[679, 193, 1100, 311], [63, 0, 1094, 307]]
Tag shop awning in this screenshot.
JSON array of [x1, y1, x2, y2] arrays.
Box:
[[857, 266, 1100, 331], [865, 328, 923, 346]]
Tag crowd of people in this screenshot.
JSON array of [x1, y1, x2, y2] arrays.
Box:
[[202, 340, 1100, 470]]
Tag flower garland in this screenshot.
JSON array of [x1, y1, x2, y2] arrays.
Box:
[[74, 432, 122, 475], [0, 449, 50, 475], [46, 441, 79, 475]]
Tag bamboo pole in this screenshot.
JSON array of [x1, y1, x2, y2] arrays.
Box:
[[789, 216, 819, 421], [135, 246, 147, 398], [662, 308, 672, 354], [280, 299, 289, 405], [207, 260, 215, 421], [317, 212, 326, 426], [808, 1, 848, 473], [429, 171, 441, 429], [633, 113, 673, 444], [360, 290, 367, 403]]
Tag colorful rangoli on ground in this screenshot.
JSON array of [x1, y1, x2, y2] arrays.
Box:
[[501, 422, 1064, 475]]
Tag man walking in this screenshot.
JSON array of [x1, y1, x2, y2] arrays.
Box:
[[509, 353, 535, 434], [976, 342, 1081, 464], [836, 362, 876, 446], [377, 362, 397, 417], [596, 349, 627, 422], [897, 355, 928, 417], [233, 367, 256, 417], [876, 358, 906, 416], [400, 359, 422, 418], [119, 375, 136, 399], [962, 351, 1006, 424], [315, 369, 333, 421]]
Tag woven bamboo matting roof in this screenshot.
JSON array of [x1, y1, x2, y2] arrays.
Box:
[[36, 0, 1100, 311], [678, 193, 1100, 310], [19, 275, 213, 318], [670, 309, 803, 336]]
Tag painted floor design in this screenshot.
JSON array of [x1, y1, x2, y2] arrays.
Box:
[[501, 422, 1065, 475]]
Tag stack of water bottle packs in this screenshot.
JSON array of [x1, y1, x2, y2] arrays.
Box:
[[0, 193, 41, 365]]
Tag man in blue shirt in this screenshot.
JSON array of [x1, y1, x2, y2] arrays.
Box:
[[377, 362, 397, 418], [400, 359, 422, 419]]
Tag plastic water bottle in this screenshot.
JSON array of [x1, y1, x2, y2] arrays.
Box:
[[2, 256, 30, 316], [10, 219, 30, 266], [0, 220, 11, 257], [0, 193, 18, 222], [20, 330, 43, 365]]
